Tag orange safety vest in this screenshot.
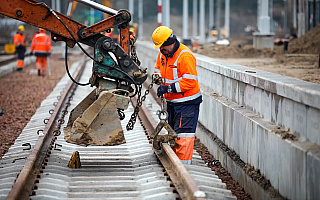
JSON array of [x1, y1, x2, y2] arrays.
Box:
[[14, 33, 26, 48], [154, 43, 201, 103], [30, 33, 51, 55]]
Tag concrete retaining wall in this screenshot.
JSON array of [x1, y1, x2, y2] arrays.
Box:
[[136, 41, 320, 200], [0, 56, 36, 78]]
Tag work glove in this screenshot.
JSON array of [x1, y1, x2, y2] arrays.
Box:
[[157, 85, 173, 97], [30, 51, 33, 55]]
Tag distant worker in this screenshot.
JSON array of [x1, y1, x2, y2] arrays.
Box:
[[152, 26, 202, 164], [274, 33, 297, 51], [274, 33, 297, 45], [30, 28, 52, 76], [13, 25, 26, 71], [129, 27, 136, 38]]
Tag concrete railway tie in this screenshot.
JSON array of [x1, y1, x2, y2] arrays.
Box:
[[0, 58, 236, 200]]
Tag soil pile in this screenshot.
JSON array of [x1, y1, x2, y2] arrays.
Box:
[[193, 27, 320, 84], [288, 25, 320, 54], [194, 43, 278, 58], [194, 25, 320, 59]]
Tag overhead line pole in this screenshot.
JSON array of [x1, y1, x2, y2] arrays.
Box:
[[208, 0, 214, 34], [293, 0, 297, 29], [56, 0, 61, 13], [216, 0, 221, 40], [225, 0, 230, 38], [51, 0, 56, 10], [313, 0, 316, 27], [193, 0, 198, 38], [298, 0, 305, 37], [182, 0, 188, 42], [199, 0, 205, 43], [163, 0, 170, 27], [157, 0, 162, 26], [129, 0, 134, 23]]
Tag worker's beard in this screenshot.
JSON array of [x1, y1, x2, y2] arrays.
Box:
[[160, 41, 178, 57], [160, 49, 171, 56]]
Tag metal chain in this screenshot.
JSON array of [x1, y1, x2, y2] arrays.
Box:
[[129, 34, 140, 66], [126, 80, 155, 131], [126, 35, 153, 131]]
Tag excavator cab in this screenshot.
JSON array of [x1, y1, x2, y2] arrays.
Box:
[[0, 0, 147, 146]]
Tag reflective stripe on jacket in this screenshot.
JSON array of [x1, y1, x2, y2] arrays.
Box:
[[14, 33, 25, 48], [154, 43, 201, 103], [30, 33, 51, 55]]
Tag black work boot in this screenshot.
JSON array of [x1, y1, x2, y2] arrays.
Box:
[[38, 69, 41, 76]]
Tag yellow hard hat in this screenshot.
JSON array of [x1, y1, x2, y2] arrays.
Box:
[[18, 25, 24, 32], [39, 28, 45, 32], [152, 26, 173, 49]]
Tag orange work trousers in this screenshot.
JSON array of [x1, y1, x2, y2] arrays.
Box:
[[36, 56, 47, 75], [172, 133, 195, 164], [16, 46, 25, 70], [17, 59, 24, 69]]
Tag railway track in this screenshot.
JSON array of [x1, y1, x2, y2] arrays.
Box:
[[0, 56, 237, 200], [0, 53, 32, 66], [0, 55, 16, 66]]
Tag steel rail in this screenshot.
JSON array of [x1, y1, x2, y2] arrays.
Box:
[[132, 86, 206, 200], [0, 56, 16, 66], [0, 53, 31, 67], [6, 56, 87, 200]]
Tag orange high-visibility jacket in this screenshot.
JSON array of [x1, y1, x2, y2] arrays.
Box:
[[154, 43, 201, 103], [14, 33, 26, 48], [30, 33, 51, 56]]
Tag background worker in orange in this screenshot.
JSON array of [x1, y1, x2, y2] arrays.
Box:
[[14, 25, 26, 71], [152, 26, 202, 164], [30, 28, 51, 76]]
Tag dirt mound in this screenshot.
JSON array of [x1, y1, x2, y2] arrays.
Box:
[[193, 29, 320, 85], [195, 25, 320, 59], [193, 43, 278, 59], [288, 25, 320, 54]]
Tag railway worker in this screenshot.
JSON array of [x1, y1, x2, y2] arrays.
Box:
[[152, 26, 202, 164], [13, 25, 27, 71], [30, 28, 52, 76]]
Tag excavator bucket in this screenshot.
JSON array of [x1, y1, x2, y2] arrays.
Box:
[[64, 89, 129, 146]]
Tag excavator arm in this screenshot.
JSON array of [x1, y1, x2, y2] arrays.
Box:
[[0, 0, 130, 51], [0, 0, 148, 146]]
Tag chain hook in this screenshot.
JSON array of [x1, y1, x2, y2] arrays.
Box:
[[158, 96, 168, 120]]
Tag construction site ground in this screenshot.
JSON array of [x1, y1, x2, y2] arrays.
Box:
[[194, 25, 320, 85], [1, 25, 319, 200]]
